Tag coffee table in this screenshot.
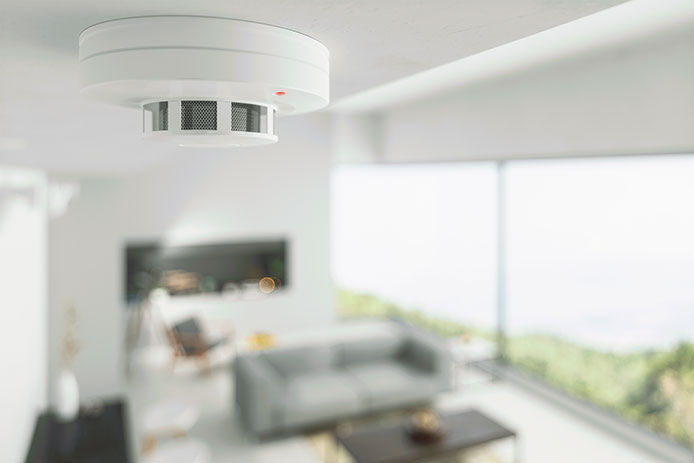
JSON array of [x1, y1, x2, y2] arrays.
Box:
[[334, 408, 518, 463]]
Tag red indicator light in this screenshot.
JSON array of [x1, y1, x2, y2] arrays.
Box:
[[274, 91, 286, 96]]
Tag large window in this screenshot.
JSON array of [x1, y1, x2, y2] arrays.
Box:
[[332, 163, 497, 339], [332, 156, 694, 448], [505, 156, 694, 446]]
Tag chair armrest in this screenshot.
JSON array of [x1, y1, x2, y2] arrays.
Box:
[[233, 354, 284, 434], [401, 328, 451, 391]]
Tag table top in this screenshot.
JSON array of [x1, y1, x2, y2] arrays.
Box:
[[336, 408, 516, 463], [25, 399, 132, 463]]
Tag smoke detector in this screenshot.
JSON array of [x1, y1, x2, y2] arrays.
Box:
[[78, 16, 329, 147]]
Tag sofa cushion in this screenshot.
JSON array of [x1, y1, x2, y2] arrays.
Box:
[[345, 362, 437, 410], [338, 334, 404, 366], [281, 371, 364, 428], [262, 345, 336, 377]]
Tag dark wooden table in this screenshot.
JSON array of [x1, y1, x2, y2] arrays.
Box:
[[335, 408, 517, 463], [25, 399, 133, 463]]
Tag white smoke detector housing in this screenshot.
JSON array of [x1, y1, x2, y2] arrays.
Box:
[[78, 16, 330, 147]]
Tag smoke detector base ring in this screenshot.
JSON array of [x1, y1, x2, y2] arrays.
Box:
[[78, 16, 330, 147]]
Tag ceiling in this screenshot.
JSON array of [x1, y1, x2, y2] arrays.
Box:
[[0, 0, 627, 174]]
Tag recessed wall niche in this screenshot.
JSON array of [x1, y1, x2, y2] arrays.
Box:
[[124, 239, 288, 303]]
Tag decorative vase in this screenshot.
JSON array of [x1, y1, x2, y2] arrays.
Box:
[[56, 369, 80, 422]]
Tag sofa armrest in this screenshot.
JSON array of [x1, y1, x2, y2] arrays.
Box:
[[233, 353, 284, 434], [401, 328, 451, 391]]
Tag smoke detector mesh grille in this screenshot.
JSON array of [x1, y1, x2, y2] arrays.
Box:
[[156, 102, 168, 131], [231, 103, 261, 132], [142, 100, 277, 146], [144, 102, 169, 131], [181, 101, 217, 130]]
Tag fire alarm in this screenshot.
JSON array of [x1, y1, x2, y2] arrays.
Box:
[[79, 16, 330, 147]]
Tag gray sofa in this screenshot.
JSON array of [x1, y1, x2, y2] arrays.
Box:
[[233, 321, 450, 435]]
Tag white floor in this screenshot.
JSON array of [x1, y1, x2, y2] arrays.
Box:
[[125, 362, 666, 463]]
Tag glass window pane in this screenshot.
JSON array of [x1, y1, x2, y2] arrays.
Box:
[[505, 156, 694, 446], [332, 163, 497, 341]]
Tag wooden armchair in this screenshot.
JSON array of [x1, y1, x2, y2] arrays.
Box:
[[166, 317, 232, 373]]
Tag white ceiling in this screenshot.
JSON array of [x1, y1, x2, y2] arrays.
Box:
[[333, 0, 694, 113], [0, 0, 627, 174]]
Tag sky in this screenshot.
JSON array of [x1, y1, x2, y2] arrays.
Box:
[[331, 156, 694, 352]]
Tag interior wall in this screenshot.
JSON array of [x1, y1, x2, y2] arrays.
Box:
[[370, 26, 694, 163], [332, 113, 384, 163], [48, 113, 334, 402], [0, 168, 47, 463], [49, 178, 124, 402]]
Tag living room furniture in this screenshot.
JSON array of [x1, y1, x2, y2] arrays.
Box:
[[167, 317, 232, 373], [142, 397, 200, 454], [335, 408, 517, 463], [234, 321, 450, 436], [25, 399, 132, 463]]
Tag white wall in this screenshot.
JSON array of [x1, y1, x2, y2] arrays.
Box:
[[48, 113, 334, 401], [334, 13, 694, 163], [332, 114, 384, 163], [49, 178, 124, 401], [0, 168, 47, 463], [380, 27, 694, 162]]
